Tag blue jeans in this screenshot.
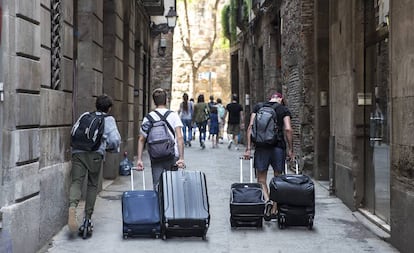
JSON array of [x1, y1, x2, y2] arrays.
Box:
[[181, 118, 192, 143], [196, 121, 207, 144]]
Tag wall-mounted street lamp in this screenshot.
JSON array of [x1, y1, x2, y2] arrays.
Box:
[[150, 7, 178, 37], [158, 37, 167, 57]]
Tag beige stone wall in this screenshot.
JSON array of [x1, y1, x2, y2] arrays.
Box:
[[0, 0, 150, 251], [170, 0, 231, 111], [0, 0, 73, 251], [389, 1, 414, 252]]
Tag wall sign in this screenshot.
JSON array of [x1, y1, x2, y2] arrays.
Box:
[[357, 92, 372, 106]]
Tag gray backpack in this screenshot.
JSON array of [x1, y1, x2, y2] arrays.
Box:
[[251, 103, 281, 146], [146, 110, 175, 161]]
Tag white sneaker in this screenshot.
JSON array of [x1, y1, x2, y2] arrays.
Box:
[[227, 140, 233, 149]]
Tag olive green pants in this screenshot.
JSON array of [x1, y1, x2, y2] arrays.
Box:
[[69, 152, 103, 219]]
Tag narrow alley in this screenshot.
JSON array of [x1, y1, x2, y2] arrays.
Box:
[[41, 138, 398, 253]]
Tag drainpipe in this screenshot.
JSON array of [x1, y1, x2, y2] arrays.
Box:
[[329, 135, 335, 195]]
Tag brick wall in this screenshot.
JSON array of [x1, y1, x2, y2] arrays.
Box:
[[281, 0, 315, 173]]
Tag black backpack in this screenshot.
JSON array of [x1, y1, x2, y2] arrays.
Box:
[[71, 112, 107, 151], [146, 110, 176, 161], [251, 103, 281, 146]]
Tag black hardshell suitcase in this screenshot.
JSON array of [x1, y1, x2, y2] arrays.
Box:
[[229, 156, 265, 228], [269, 159, 315, 229], [121, 168, 161, 238], [159, 170, 210, 240]]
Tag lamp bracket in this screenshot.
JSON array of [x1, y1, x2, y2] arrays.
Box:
[[150, 22, 171, 37]]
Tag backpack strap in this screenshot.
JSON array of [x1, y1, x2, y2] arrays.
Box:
[[151, 110, 175, 137], [259, 102, 279, 111], [270, 103, 280, 111]]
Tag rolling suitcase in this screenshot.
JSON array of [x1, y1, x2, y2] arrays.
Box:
[[229, 156, 265, 228], [269, 159, 315, 229], [159, 169, 210, 240], [121, 167, 161, 238]]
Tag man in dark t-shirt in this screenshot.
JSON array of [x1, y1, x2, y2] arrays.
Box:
[[244, 92, 294, 221], [225, 94, 243, 150]]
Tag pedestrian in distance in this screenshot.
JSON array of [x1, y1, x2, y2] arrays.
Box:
[[225, 94, 244, 150], [216, 98, 226, 143], [68, 94, 121, 236], [136, 88, 185, 189], [244, 92, 294, 221], [207, 95, 216, 140], [209, 106, 219, 148], [190, 98, 197, 139], [193, 94, 210, 149], [178, 92, 193, 147]]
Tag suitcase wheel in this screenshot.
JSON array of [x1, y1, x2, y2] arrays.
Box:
[[257, 218, 263, 228], [278, 215, 286, 229], [230, 217, 236, 228], [308, 216, 314, 230]]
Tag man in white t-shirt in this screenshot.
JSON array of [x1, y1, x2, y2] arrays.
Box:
[[136, 88, 185, 189]]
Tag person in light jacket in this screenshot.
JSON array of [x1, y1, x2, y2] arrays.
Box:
[[68, 94, 121, 236]]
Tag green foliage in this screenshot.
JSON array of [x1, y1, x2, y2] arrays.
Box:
[[221, 4, 231, 40], [218, 37, 230, 49], [230, 0, 237, 43], [242, 0, 249, 28]]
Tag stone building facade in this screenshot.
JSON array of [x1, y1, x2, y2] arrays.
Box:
[[0, 0, 169, 251], [233, 0, 413, 252]]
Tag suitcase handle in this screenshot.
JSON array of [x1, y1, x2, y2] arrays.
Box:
[[239, 156, 253, 183], [285, 158, 299, 175], [130, 167, 145, 191]]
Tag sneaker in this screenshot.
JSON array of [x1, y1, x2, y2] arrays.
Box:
[[68, 207, 78, 232], [227, 140, 233, 149], [79, 218, 94, 239], [264, 201, 273, 222], [188, 141, 192, 147], [270, 212, 278, 220], [201, 141, 206, 149]]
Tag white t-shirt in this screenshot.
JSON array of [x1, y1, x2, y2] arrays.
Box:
[[140, 108, 183, 157]]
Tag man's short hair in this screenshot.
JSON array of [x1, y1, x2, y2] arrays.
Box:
[[96, 94, 113, 113], [232, 94, 238, 102], [153, 88, 167, 106], [270, 92, 283, 100]]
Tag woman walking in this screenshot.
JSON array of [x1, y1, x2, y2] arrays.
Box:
[[193, 94, 209, 149], [178, 93, 193, 147]]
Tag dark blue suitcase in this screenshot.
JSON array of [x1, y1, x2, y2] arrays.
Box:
[[159, 170, 210, 240], [122, 168, 161, 238]]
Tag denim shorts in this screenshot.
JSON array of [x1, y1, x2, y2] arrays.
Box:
[[253, 146, 285, 173]]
